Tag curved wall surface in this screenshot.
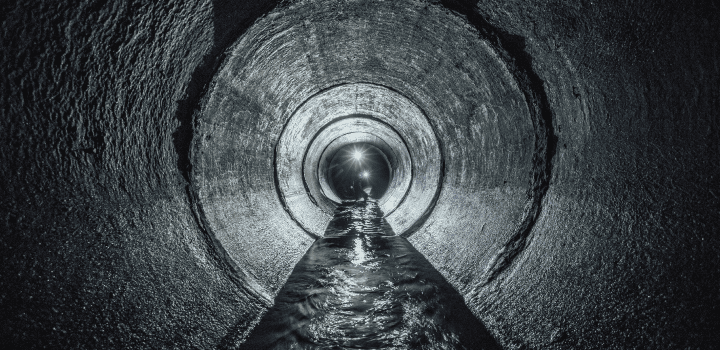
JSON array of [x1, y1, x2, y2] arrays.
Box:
[[1, 0, 718, 349]]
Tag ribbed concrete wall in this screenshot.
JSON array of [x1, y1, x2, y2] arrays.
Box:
[[1, 0, 718, 348]]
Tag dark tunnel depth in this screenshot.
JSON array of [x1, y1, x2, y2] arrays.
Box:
[[326, 143, 392, 200], [1, 0, 719, 349]]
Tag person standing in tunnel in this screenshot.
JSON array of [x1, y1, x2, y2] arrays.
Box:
[[353, 171, 369, 201]]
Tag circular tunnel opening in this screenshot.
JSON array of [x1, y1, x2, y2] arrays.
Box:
[[326, 143, 392, 200]]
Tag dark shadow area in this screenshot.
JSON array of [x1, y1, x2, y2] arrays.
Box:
[[442, 0, 557, 284], [172, 1, 283, 347], [238, 201, 501, 350], [327, 143, 392, 200], [174, 0, 280, 184]]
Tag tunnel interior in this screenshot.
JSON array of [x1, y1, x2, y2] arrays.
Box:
[[325, 142, 392, 200], [1, 0, 719, 349], [240, 200, 502, 349]]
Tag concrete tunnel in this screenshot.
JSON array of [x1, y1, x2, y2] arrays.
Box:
[[1, 0, 719, 348]]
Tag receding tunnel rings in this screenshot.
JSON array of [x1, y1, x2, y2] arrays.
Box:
[[276, 83, 442, 237], [306, 117, 412, 216]]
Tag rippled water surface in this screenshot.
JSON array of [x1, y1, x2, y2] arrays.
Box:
[[241, 201, 499, 349]]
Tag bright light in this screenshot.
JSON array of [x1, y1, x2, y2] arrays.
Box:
[[352, 150, 363, 161], [360, 171, 369, 178]]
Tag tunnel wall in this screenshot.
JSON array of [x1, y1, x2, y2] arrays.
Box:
[[194, 0, 535, 302], [1, 0, 719, 349], [0, 1, 276, 348], [429, 1, 720, 347]]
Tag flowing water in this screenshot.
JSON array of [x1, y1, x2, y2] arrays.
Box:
[[241, 200, 500, 349]]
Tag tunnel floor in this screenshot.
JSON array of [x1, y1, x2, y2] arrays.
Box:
[[240, 200, 500, 349]]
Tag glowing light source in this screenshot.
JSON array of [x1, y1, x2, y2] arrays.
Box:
[[352, 149, 363, 161], [360, 171, 369, 178]]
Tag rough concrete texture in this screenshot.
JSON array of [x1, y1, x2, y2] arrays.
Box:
[[1, 0, 718, 349]]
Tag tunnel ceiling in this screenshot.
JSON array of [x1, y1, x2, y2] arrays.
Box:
[[1, 0, 719, 349]]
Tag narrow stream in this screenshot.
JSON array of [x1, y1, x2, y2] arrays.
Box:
[[241, 200, 500, 349]]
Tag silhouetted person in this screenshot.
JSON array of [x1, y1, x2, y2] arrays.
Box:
[[353, 175, 368, 201]]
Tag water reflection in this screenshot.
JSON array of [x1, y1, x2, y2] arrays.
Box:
[[241, 201, 500, 349]]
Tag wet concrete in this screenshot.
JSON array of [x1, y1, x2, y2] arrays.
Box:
[[239, 200, 500, 349], [2, 0, 719, 349]]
